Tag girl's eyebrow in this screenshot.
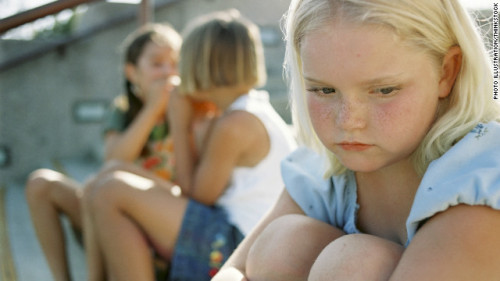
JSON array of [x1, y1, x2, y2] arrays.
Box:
[[303, 74, 404, 86], [359, 74, 404, 86], [303, 76, 329, 85]]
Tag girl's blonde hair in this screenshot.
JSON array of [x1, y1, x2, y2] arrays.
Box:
[[284, 0, 500, 176], [179, 9, 266, 95]]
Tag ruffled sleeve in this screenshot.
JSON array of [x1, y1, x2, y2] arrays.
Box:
[[102, 96, 128, 135], [281, 147, 360, 233], [406, 122, 500, 244]]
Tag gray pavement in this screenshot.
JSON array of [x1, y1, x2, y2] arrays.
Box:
[[2, 158, 98, 281]]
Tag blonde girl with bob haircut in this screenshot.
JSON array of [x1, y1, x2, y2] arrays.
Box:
[[84, 9, 296, 281], [213, 0, 500, 280], [178, 9, 266, 95]]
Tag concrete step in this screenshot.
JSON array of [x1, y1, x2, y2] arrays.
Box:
[[1, 181, 87, 281], [1, 157, 100, 281]]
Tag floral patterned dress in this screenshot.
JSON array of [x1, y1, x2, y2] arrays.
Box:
[[103, 95, 176, 182], [135, 120, 176, 181]]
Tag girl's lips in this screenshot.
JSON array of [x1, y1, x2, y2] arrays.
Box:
[[337, 142, 373, 151]]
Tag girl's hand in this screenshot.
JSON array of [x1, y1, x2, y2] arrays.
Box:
[[144, 76, 177, 116], [168, 90, 194, 130], [211, 267, 248, 281]]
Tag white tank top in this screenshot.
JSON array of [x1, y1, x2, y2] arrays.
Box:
[[215, 90, 297, 235]]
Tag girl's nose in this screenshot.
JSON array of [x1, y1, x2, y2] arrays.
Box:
[[163, 64, 174, 75], [159, 62, 175, 78], [336, 95, 367, 131]]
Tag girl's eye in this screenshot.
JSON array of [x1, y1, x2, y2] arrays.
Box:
[[373, 87, 399, 95], [307, 87, 336, 95]]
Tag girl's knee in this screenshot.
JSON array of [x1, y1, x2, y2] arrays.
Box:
[[81, 176, 100, 209], [247, 214, 343, 281], [309, 234, 404, 281], [82, 173, 121, 213], [84, 171, 152, 217], [25, 169, 61, 203]]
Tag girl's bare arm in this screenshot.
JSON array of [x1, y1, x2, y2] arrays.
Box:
[[390, 204, 500, 280], [168, 92, 197, 192], [105, 79, 171, 162]]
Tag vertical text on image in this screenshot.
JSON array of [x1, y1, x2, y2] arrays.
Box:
[[493, 3, 499, 99]]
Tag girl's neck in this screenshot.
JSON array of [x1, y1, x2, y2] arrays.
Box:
[[355, 159, 422, 244], [355, 159, 421, 196], [211, 85, 252, 111]]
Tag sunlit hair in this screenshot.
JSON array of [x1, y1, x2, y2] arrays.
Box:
[[118, 23, 181, 127], [122, 23, 182, 66], [178, 9, 266, 95], [283, 0, 500, 176]]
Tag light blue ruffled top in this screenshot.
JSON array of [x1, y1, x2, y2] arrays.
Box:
[[283, 122, 500, 246]]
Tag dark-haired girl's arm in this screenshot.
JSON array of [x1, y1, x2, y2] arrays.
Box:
[[105, 78, 171, 162]]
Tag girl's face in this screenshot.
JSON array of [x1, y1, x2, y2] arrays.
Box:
[[301, 21, 446, 173], [128, 41, 177, 100]]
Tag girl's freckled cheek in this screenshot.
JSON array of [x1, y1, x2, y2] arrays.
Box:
[[374, 108, 392, 135], [307, 96, 318, 116], [376, 103, 393, 123], [308, 98, 333, 122], [376, 98, 413, 135]]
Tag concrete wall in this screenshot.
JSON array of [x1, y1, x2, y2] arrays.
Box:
[[0, 0, 292, 183]]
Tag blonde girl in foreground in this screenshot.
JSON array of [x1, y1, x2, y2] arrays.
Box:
[[213, 0, 500, 280]]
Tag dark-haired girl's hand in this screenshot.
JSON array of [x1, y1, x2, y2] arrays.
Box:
[[145, 76, 177, 118], [168, 89, 194, 130]]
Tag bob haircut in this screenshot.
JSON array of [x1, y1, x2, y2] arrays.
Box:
[[283, 0, 500, 176], [179, 9, 267, 95]]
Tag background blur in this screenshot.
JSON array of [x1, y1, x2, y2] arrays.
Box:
[[0, 2, 293, 279], [0, 0, 293, 186]]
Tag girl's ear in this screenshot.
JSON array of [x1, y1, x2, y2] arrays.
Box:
[[125, 63, 137, 84], [438, 45, 462, 98]]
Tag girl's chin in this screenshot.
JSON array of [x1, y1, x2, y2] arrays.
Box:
[[340, 160, 384, 173]]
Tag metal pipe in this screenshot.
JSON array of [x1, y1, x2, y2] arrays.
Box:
[[0, 0, 180, 72], [139, 0, 154, 25], [0, 0, 104, 34]]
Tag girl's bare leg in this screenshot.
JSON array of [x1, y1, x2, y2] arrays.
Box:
[[246, 214, 344, 281], [87, 171, 188, 281], [81, 176, 107, 281], [308, 234, 404, 281], [25, 169, 82, 281]]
